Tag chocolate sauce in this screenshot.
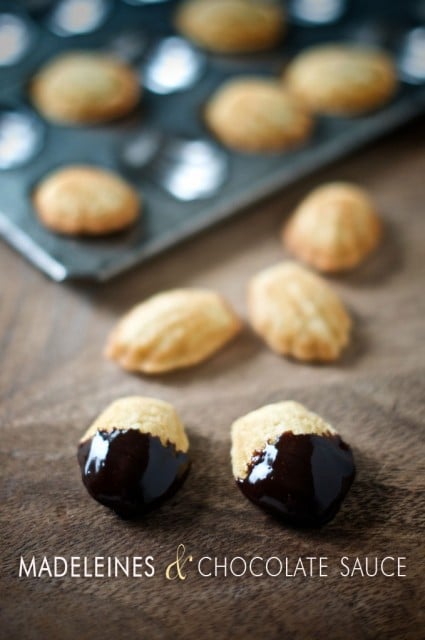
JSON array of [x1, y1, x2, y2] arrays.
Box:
[[237, 432, 355, 527], [77, 429, 190, 518]]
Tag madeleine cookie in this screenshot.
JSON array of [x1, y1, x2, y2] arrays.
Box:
[[30, 52, 140, 125], [205, 78, 313, 153], [175, 0, 284, 54], [284, 44, 397, 115], [231, 401, 355, 526], [33, 166, 140, 235], [105, 288, 242, 374], [248, 262, 351, 361], [78, 396, 190, 517], [283, 183, 382, 272]]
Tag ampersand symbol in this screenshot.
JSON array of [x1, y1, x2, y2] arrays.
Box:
[[165, 544, 193, 581]]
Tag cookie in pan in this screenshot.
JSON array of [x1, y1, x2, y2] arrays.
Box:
[[30, 52, 141, 125], [231, 401, 355, 526], [175, 0, 285, 54], [205, 78, 313, 153], [105, 288, 242, 374], [78, 396, 190, 518], [248, 261, 351, 361], [33, 165, 140, 235], [284, 44, 398, 115], [283, 182, 382, 272]]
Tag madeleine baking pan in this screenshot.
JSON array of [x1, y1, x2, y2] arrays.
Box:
[[0, 0, 424, 281]]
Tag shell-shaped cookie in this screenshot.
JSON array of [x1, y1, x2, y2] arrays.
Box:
[[283, 182, 382, 272], [248, 262, 351, 362], [175, 0, 285, 54], [33, 166, 140, 236], [78, 397, 190, 517], [30, 52, 141, 125], [231, 401, 355, 527], [284, 44, 397, 115], [205, 78, 313, 153], [105, 288, 242, 374]]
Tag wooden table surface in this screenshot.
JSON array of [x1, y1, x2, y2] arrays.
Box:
[[1, 117, 424, 640]]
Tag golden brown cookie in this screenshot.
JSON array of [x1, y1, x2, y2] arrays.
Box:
[[284, 44, 398, 115], [30, 52, 141, 125], [283, 182, 382, 272], [175, 0, 285, 54], [33, 165, 140, 235], [248, 261, 351, 361], [231, 401, 355, 526], [105, 288, 242, 374], [205, 78, 313, 153], [78, 397, 190, 518]]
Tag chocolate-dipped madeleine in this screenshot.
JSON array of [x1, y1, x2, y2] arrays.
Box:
[[77, 396, 190, 518], [231, 401, 355, 527]]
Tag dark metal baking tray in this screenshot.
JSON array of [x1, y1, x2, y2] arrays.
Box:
[[0, 0, 424, 281]]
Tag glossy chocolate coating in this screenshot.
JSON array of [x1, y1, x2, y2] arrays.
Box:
[[78, 429, 190, 518], [237, 431, 355, 527]]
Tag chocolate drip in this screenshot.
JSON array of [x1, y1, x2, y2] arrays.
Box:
[[237, 432, 355, 527], [78, 429, 190, 518]]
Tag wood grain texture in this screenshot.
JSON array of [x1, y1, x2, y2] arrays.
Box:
[[0, 118, 424, 640]]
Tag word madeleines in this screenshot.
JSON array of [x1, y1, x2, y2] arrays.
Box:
[[19, 554, 407, 580]]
